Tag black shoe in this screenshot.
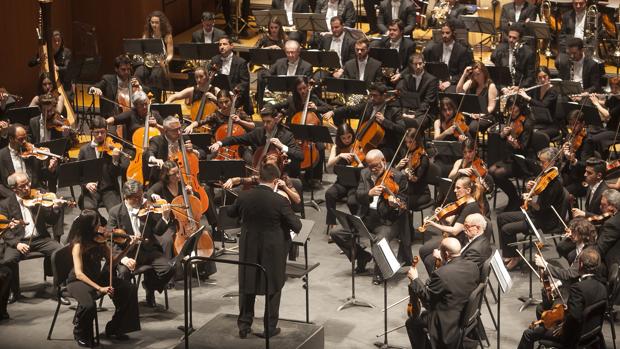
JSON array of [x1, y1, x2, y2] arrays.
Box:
[[355, 252, 372, 274], [145, 290, 156, 308], [105, 327, 130, 341], [8, 292, 20, 304], [76, 338, 93, 347], [0, 312, 9, 321], [372, 274, 384, 285], [224, 232, 237, 244], [239, 328, 251, 339], [255, 327, 281, 338]]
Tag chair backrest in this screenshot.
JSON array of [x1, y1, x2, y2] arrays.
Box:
[[50, 244, 74, 289], [530, 131, 550, 155], [483, 217, 494, 242], [460, 282, 486, 329], [577, 299, 607, 344], [608, 263, 620, 304], [558, 188, 571, 223], [480, 255, 493, 284], [425, 162, 441, 186]]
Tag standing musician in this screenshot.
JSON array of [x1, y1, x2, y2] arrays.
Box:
[[558, 110, 592, 199], [488, 96, 534, 211], [517, 248, 607, 349], [324, 123, 361, 230], [89, 54, 144, 118], [405, 237, 479, 349], [0, 172, 63, 303], [191, 12, 226, 43], [396, 53, 439, 130], [330, 149, 411, 285], [210, 36, 253, 115], [456, 61, 498, 137], [499, 0, 537, 34], [337, 38, 384, 83], [28, 93, 70, 144], [78, 117, 123, 214], [134, 11, 174, 102], [255, 17, 288, 50], [448, 138, 494, 215], [107, 91, 164, 142], [395, 128, 431, 211], [418, 175, 482, 274], [587, 76, 620, 157], [556, 38, 601, 93], [497, 147, 565, 271], [108, 180, 175, 308], [29, 73, 65, 115], [66, 210, 140, 346], [518, 67, 559, 139], [370, 19, 416, 74], [315, 0, 357, 30], [228, 163, 302, 339], [595, 189, 620, 268], [422, 20, 474, 92], [376, 0, 416, 35], [491, 24, 536, 90]]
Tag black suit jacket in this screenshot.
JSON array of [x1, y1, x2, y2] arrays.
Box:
[[371, 36, 416, 71], [191, 27, 226, 43], [561, 276, 608, 346], [78, 143, 121, 193], [221, 125, 304, 163], [499, 1, 537, 32], [422, 41, 473, 84], [490, 42, 537, 87], [318, 31, 356, 67], [0, 194, 59, 248], [271, 0, 310, 13], [585, 181, 608, 216], [209, 54, 252, 114], [377, 0, 416, 34], [92, 74, 121, 117], [342, 56, 384, 84], [0, 147, 43, 194], [396, 70, 439, 114], [228, 185, 302, 295], [559, 10, 578, 50], [28, 116, 64, 144], [356, 167, 408, 221], [461, 234, 492, 272], [555, 56, 601, 93], [142, 134, 171, 185], [315, 0, 357, 28], [268, 57, 313, 77], [410, 256, 480, 349], [107, 201, 170, 253], [596, 212, 620, 267]]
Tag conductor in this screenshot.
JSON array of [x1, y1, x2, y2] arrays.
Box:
[[228, 162, 302, 339]]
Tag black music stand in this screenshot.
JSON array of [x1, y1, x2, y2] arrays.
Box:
[[334, 210, 375, 311], [487, 66, 513, 89], [552, 80, 583, 96], [462, 15, 496, 61], [57, 158, 104, 189], [563, 102, 602, 128], [300, 50, 341, 69], [440, 92, 484, 115], [214, 205, 240, 257], [174, 226, 205, 334], [6, 107, 40, 127], [531, 106, 553, 125], [123, 38, 165, 57], [36, 138, 69, 157], [252, 9, 290, 27], [369, 48, 401, 69], [293, 13, 328, 33], [199, 160, 246, 182], [249, 48, 286, 66], [150, 103, 182, 119], [429, 140, 461, 160], [323, 77, 368, 94], [187, 134, 213, 153], [425, 62, 450, 82], [266, 75, 302, 93], [176, 43, 219, 61], [290, 124, 333, 210], [334, 165, 362, 187], [526, 21, 552, 67]]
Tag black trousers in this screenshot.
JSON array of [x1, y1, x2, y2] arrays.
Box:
[[67, 277, 139, 341], [324, 182, 358, 225], [117, 246, 173, 293], [497, 210, 531, 258], [517, 326, 559, 349], [0, 264, 12, 315], [2, 236, 62, 294], [80, 189, 121, 214], [406, 311, 431, 349], [490, 160, 520, 209], [238, 290, 282, 333]]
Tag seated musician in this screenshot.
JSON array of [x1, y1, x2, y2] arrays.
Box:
[[209, 106, 304, 178], [28, 93, 70, 143], [330, 149, 411, 285], [165, 66, 217, 112], [66, 210, 140, 346], [395, 128, 431, 211], [335, 38, 383, 84], [78, 117, 123, 215], [209, 36, 252, 115], [488, 96, 533, 211], [418, 175, 482, 274], [396, 53, 439, 130], [557, 0, 588, 53], [427, 0, 469, 29], [317, 16, 356, 69], [559, 111, 593, 199], [0, 125, 45, 198], [556, 38, 601, 93], [109, 180, 175, 308], [456, 61, 498, 137], [370, 19, 416, 76], [587, 76, 620, 157], [433, 97, 467, 177], [490, 24, 536, 90], [191, 11, 226, 43], [324, 123, 360, 231], [255, 16, 288, 50], [323, 83, 404, 161], [595, 189, 620, 268], [497, 147, 564, 271], [89, 54, 143, 119], [133, 11, 174, 102], [316, 0, 357, 30], [405, 237, 480, 349], [107, 91, 164, 142], [517, 247, 607, 349], [29, 73, 65, 115], [0, 172, 63, 304], [376, 0, 416, 35], [460, 213, 493, 270], [271, 0, 311, 45], [422, 20, 473, 92], [499, 0, 537, 35], [518, 67, 559, 139]]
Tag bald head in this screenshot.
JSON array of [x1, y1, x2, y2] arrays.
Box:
[[440, 237, 462, 260]]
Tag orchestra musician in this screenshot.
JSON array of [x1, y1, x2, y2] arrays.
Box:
[[433, 96, 466, 141], [595, 189, 620, 268], [88, 54, 144, 118], [0, 172, 63, 304], [134, 11, 174, 102], [517, 248, 607, 349], [499, 0, 536, 35], [228, 163, 302, 339], [405, 237, 479, 349], [497, 147, 565, 271], [66, 210, 140, 347], [107, 91, 164, 142], [28, 30, 72, 91], [459, 213, 493, 271], [271, 0, 311, 45], [0, 125, 48, 197], [191, 12, 226, 44], [370, 19, 416, 74], [558, 0, 588, 52], [108, 180, 175, 308], [210, 36, 253, 115], [376, 0, 416, 35], [255, 17, 288, 50], [337, 38, 383, 83], [315, 0, 357, 30], [519, 67, 559, 139], [395, 128, 431, 211], [587, 76, 620, 157], [422, 20, 474, 92], [28, 93, 69, 144], [330, 149, 411, 285], [316, 16, 356, 68], [324, 123, 360, 230], [456, 61, 498, 137], [491, 24, 536, 89], [29, 73, 65, 114], [396, 53, 439, 130], [556, 38, 601, 93], [165, 66, 217, 110], [558, 111, 592, 199]]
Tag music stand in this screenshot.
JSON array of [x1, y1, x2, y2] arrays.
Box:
[[526, 21, 552, 67], [334, 165, 362, 187], [334, 210, 375, 311], [293, 13, 328, 33], [563, 102, 602, 128], [57, 158, 104, 188], [249, 48, 286, 66], [552, 80, 583, 96], [187, 134, 213, 153], [252, 9, 290, 27], [174, 225, 205, 333], [211, 74, 232, 92], [462, 15, 496, 61], [425, 62, 450, 82], [6, 107, 40, 127], [266, 75, 302, 92], [290, 124, 334, 210], [176, 43, 219, 61], [487, 66, 513, 88], [531, 106, 553, 125], [300, 50, 341, 69], [440, 92, 484, 114], [123, 38, 165, 56], [198, 160, 246, 182], [369, 48, 401, 69], [150, 103, 182, 119], [214, 205, 240, 257], [36, 138, 69, 157]]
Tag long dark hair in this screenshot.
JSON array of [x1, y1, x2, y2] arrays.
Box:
[[37, 72, 56, 95], [335, 123, 355, 150], [159, 160, 179, 184], [67, 209, 100, 250], [292, 76, 309, 111], [144, 11, 173, 38]]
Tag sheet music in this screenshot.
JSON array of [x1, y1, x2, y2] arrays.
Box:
[[377, 238, 400, 275]]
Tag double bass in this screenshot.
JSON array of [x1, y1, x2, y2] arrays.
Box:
[[289, 80, 320, 170]]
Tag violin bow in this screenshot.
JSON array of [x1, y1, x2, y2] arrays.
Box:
[[27, 203, 43, 247], [533, 242, 567, 305]]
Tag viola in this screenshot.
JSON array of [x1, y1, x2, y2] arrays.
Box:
[[95, 136, 132, 159], [22, 189, 77, 208], [446, 112, 469, 138], [376, 169, 407, 212], [20, 142, 65, 161], [45, 112, 70, 132], [214, 90, 245, 160], [0, 213, 27, 233], [419, 195, 470, 232], [522, 167, 559, 210], [407, 256, 422, 319], [587, 212, 613, 225], [290, 80, 321, 170]]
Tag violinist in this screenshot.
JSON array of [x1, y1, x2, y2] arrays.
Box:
[[324, 123, 360, 230], [0, 125, 44, 197], [108, 180, 175, 308], [517, 247, 607, 349], [497, 147, 564, 271], [595, 189, 620, 268], [29, 93, 69, 143], [559, 110, 592, 198], [448, 138, 494, 215], [107, 91, 164, 142], [66, 210, 139, 347], [418, 175, 482, 274], [77, 117, 122, 214], [28, 72, 64, 115], [433, 97, 467, 177], [488, 95, 533, 211], [456, 61, 498, 137], [89, 54, 144, 118], [395, 128, 431, 211], [0, 172, 63, 304], [519, 67, 559, 139], [330, 149, 411, 285], [405, 237, 479, 349]]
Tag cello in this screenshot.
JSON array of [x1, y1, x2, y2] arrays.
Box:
[[214, 90, 245, 160], [126, 94, 161, 184], [190, 64, 219, 130], [289, 79, 320, 170], [171, 132, 210, 214]]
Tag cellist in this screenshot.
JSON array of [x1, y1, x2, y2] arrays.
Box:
[[106, 91, 164, 142]]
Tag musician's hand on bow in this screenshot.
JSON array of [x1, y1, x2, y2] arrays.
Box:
[[571, 208, 585, 217], [85, 182, 98, 194], [270, 138, 284, 150], [501, 126, 511, 137], [438, 81, 451, 91], [526, 180, 536, 191], [98, 286, 114, 296], [121, 257, 136, 271], [369, 185, 383, 197], [396, 157, 409, 170], [0, 121, 7, 130], [222, 178, 236, 189], [275, 179, 286, 190], [150, 158, 164, 168], [432, 248, 442, 261], [407, 265, 418, 281], [231, 114, 241, 123], [184, 121, 198, 134], [390, 73, 401, 83], [130, 78, 142, 92], [534, 254, 547, 269], [563, 227, 573, 239], [8, 220, 22, 229], [16, 242, 30, 254], [458, 134, 468, 142], [150, 193, 162, 202], [209, 142, 221, 153], [89, 87, 103, 96], [148, 117, 159, 128], [307, 102, 317, 110]]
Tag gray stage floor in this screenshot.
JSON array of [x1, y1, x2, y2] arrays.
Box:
[[0, 173, 617, 348]]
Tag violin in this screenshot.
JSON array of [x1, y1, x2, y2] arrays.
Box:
[[45, 112, 70, 132], [509, 114, 526, 140], [0, 213, 27, 233], [419, 195, 470, 232], [404, 147, 425, 180], [94, 228, 132, 244], [521, 167, 559, 210], [587, 212, 613, 225], [137, 198, 185, 217], [407, 256, 421, 319], [446, 112, 469, 139], [20, 142, 65, 161], [95, 137, 132, 159], [375, 169, 407, 212], [22, 189, 76, 208], [0, 87, 22, 102]]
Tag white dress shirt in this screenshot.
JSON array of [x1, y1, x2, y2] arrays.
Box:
[[587, 180, 603, 207], [287, 59, 300, 76], [17, 197, 36, 239], [390, 38, 401, 52], [574, 11, 586, 39], [220, 53, 233, 75], [203, 29, 214, 43], [514, 4, 523, 22], [9, 145, 26, 174], [125, 201, 143, 237], [442, 42, 454, 65], [39, 115, 52, 142], [412, 71, 424, 90], [357, 57, 368, 81], [330, 34, 344, 61], [392, 1, 401, 21], [284, 0, 294, 26], [326, 0, 339, 30], [572, 56, 584, 84]]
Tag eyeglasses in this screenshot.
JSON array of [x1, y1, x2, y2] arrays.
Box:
[[464, 223, 479, 229]]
